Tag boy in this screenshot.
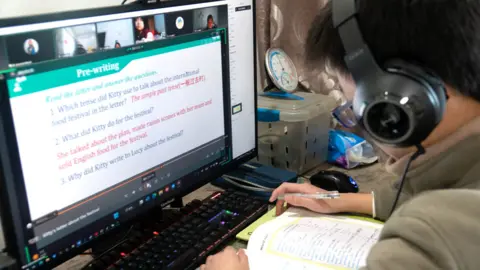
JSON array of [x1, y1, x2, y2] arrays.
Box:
[[201, 0, 480, 269]]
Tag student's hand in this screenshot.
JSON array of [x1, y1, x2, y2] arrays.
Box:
[[269, 183, 341, 216], [200, 247, 249, 270], [270, 183, 374, 216]]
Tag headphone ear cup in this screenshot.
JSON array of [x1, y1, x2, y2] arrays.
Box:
[[385, 59, 447, 99], [382, 59, 447, 145], [387, 59, 442, 84]]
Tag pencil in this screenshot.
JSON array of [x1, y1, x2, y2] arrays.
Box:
[[277, 192, 341, 200]]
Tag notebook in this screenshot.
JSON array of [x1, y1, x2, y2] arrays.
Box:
[[236, 207, 277, 241], [245, 208, 384, 270]]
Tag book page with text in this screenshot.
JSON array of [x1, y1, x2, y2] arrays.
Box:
[[246, 250, 329, 270], [247, 208, 383, 270]]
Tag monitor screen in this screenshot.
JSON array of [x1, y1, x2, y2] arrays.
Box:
[[0, 0, 256, 269]]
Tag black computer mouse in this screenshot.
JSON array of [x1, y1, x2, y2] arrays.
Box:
[[310, 170, 359, 193]]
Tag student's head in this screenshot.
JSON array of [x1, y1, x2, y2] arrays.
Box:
[[135, 17, 145, 31], [207, 15, 215, 29], [306, 0, 480, 157], [115, 41, 121, 48]]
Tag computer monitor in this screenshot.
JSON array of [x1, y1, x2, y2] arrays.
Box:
[[0, 0, 257, 269]]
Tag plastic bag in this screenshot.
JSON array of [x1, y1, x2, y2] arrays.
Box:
[[328, 129, 378, 169]]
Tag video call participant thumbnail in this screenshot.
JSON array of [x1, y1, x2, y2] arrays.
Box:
[[193, 7, 228, 32], [165, 11, 194, 37], [5, 30, 56, 66], [96, 19, 135, 50], [133, 16, 156, 43], [55, 24, 99, 58]]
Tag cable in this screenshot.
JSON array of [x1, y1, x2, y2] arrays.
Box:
[[389, 144, 425, 216], [121, 0, 128, 4], [81, 225, 134, 269]]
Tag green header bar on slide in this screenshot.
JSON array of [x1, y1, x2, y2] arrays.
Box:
[[7, 35, 221, 98]]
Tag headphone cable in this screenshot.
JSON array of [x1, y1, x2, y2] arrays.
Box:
[[389, 144, 426, 216]]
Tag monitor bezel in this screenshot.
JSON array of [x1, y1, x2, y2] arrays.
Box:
[[0, 0, 258, 268]]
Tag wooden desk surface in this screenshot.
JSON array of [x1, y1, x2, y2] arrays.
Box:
[[55, 163, 395, 269]]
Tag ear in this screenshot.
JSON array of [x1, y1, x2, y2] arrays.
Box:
[[444, 84, 458, 99]]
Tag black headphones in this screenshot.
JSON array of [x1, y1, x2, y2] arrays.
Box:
[[332, 0, 447, 147]]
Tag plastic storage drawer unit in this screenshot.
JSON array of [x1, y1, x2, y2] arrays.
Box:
[[256, 92, 336, 174]]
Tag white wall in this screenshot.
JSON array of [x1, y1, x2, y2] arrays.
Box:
[[0, 0, 122, 18], [154, 14, 167, 35]]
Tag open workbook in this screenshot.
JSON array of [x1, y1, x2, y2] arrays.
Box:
[[246, 208, 384, 270]]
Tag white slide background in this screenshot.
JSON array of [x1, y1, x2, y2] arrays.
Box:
[[10, 41, 225, 220]]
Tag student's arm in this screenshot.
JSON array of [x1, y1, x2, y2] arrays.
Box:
[[360, 190, 478, 270], [269, 182, 415, 220], [270, 183, 374, 216], [332, 192, 374, 215], [361, 226, 443, 270]]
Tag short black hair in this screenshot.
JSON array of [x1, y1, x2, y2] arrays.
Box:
[[306, 0, 480, 101], [207, 15, 214, 21]]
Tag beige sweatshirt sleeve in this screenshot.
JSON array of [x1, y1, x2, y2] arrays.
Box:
[[360, 217, 451, 270], [361, 190, 480, 270], [372, 181, 412, 221]]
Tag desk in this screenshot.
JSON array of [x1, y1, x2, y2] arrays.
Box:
[[55, 163, 395, 269]]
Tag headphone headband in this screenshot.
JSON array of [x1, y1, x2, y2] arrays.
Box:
[[333, 0, 384, 86]]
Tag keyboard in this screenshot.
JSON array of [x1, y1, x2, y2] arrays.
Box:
[[84, 190, 268, 270]]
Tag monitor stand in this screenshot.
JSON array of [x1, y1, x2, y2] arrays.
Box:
[[90, 196, 184, 257], [0, 253, 17, 269], [169, 197, 184, 209]]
